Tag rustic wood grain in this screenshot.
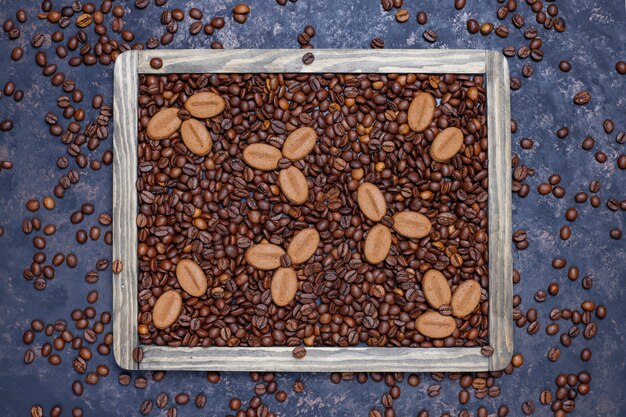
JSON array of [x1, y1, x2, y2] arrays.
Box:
[[113, 50, 139, 371], [137, 49, 487, 74], [113, 49, 511, 372], [140, 346, 488, 372], [486, 51, 513, 371]]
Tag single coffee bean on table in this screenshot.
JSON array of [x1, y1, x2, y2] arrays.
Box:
[[150, 57, 163, 69], [137, 72, 490, 348]]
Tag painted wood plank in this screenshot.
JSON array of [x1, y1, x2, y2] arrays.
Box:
[[139, 346, 488, 372], [136, 49, 487, 74], [486, 51, 513, 371], [113, 50, 139, 371], [113, 49, 511, 372]]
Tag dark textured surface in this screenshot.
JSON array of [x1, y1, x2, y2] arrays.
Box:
[[0, 1, 624, 416]]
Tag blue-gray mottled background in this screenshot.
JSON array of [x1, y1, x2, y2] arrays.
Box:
[[0, 0, 624, 416]]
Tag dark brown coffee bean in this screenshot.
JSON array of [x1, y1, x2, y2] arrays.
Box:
[[556, 61, 571, 74], [495, 25, 509, 38], [480, 345, 494, 356], [134, 376, 147, 388], [512, 13, 525, 28], [565, 207, 578, 221], [302, 52, 314, 65], [573, 91, 591, 105], [293, 380, 305, 393], [371, 38, 384, 49], [583, 322, 597, 339], [150, 57, 163, 69], [24, 349, 35, 364], [190, 21, 203, 35], [501, 46, 516, 58], [522, 64, 533, 77], [11, 47, 24, 61], [417, 11, 427, 24], [193, 394, 206, 408], [423, 29, 437, 42], [548, 347, 560, 362], [522, 401, 535, 415], [175, 393, 190, 405], [140, 400, 153, 415], [133, 346, 144, 363], [610, 228, 622, 240], [31, 33, 46, 48], [69, 211, 84, 226], [556, 126, 569, 139], [581, 136, 595, 150], [292, 346, 306, 359], [590, 196, 601, 207], [118, 373, 131, 385], [427, 384, 441, 397], [510, 76, 521, 90], [580, 348, 592, 361], [211, 16, 225, 29]]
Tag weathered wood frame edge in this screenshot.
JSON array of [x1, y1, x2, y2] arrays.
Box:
[[486, 51, 513, 371], [113, 49, 512, 372]]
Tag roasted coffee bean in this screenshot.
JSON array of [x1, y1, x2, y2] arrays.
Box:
[[195, 394, 206, 408], [132, 347, 144, 363], [496, 25, 509, 38], [522, 401, 535, 415], [371, 38, 384, 49], [573, 91, 591, 105], [503, 45, 516, 57], [292, 346, 306, 359], [293, 380, 305, 393], [150, 57, 163, 69], [112, 259, 123, 274], [423, 29, 437, 42], [548, 347, 561, 362], [395, 9, 409, 23], [172, 393, 189, 405], [427, 384, 441, 397], [416, 11, 428, 24], [582, 136, 595, 150], [481, 345, 494, 356]]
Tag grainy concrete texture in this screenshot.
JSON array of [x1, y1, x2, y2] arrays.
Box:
[[0, 0, 624, 416]]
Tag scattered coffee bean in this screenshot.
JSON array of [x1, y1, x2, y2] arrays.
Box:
[[150, 57, 163, 69], [302, 52, 314, 65], [292, 346, 306, 359]]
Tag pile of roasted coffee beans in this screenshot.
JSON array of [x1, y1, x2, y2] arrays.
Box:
[[0, 1, 621, 417], [136, 72, 490, 350]]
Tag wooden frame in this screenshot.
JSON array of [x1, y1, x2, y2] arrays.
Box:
[[113, 49, 512, 372]]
